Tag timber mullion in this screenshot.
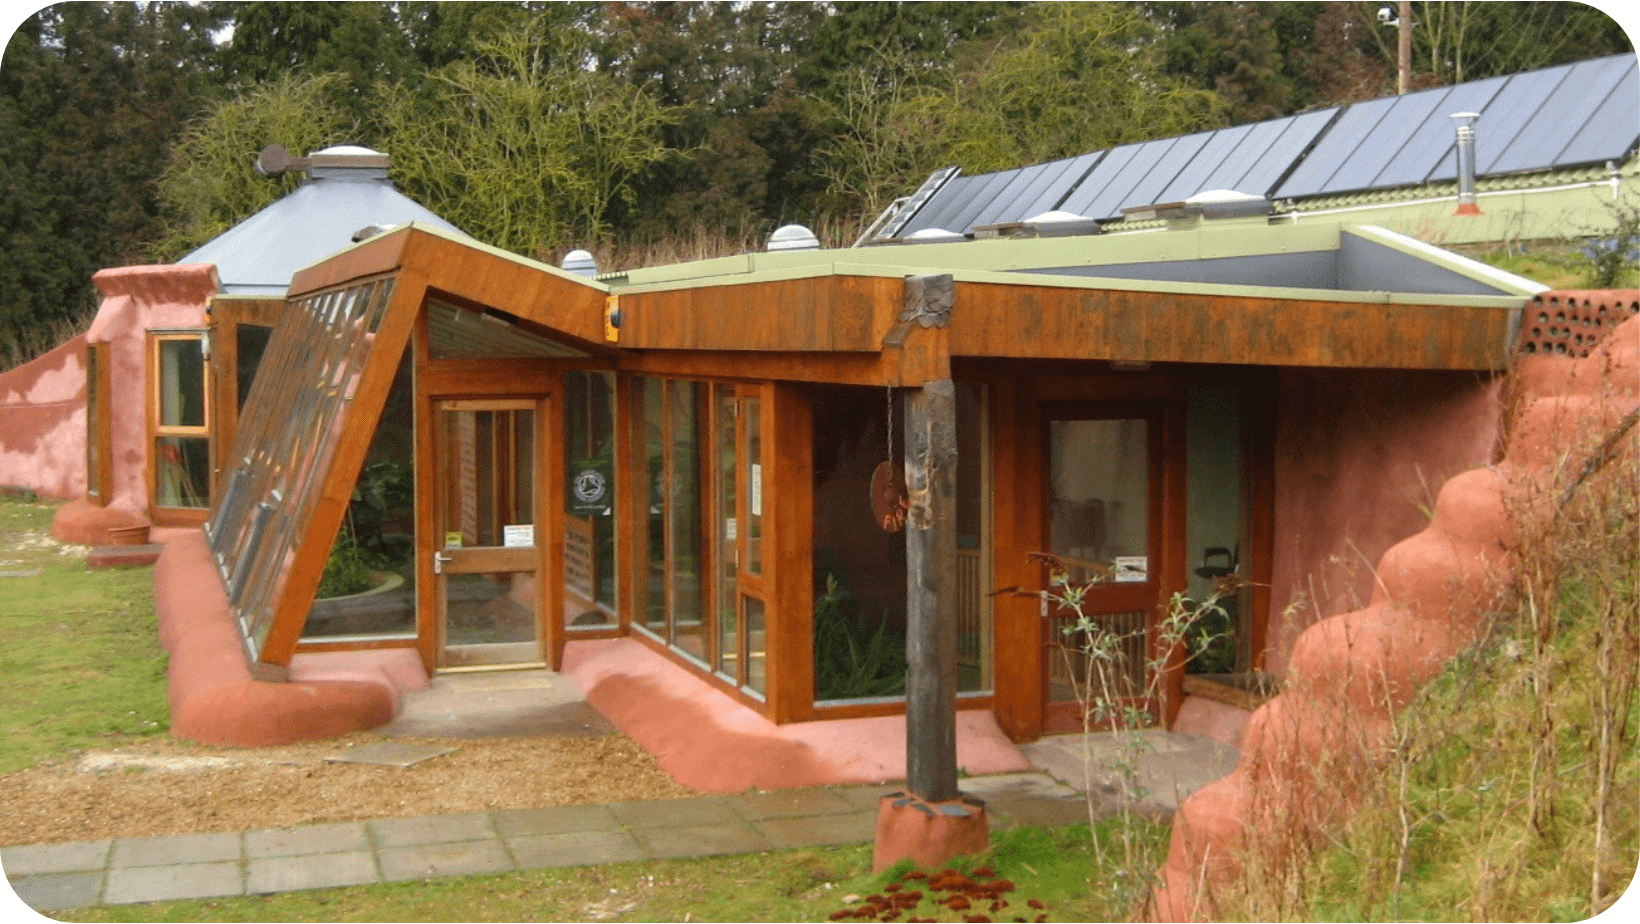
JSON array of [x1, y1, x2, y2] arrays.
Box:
[[542, 391, 565, 670], [765, 382, 814, 723], [613, 373, 636, 631]]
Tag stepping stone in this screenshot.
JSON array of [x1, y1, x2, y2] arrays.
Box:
[[324, 741, 456, 768]]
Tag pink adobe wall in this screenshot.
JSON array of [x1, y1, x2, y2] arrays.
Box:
[[1264, 367, 1503, 678], [1153, 304, 1639, 920], [0, 333, 88, 498], [48, 265, 218, 544]]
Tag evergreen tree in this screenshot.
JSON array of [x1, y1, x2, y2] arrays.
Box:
[[1, 2, 227, 367]]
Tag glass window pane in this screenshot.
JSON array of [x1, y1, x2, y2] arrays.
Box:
[[445, 571, 536, 646], [744, 595, 766, 697], [745, 396, 762, 577], [565, 371, 617, 625], [668, 381, 706, 662], [1049, 418, 1149, 580], [714, 385, 737, 679], [235, 325, 273, 411], [636, 378, 667, 631], [86, 345, 105, 501], [1185, 384, 1248, 674], [155, 436, 209, 508], [158, 337, 205, 429], [441, 408, 534, 548], [811, 385, 907, 702], [305, 348, 415, 640], [206, 277, 396, 659]]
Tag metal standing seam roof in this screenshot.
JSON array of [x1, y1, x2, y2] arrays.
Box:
[[886, 53, 1640, 237], [179, 149, 465, 296]]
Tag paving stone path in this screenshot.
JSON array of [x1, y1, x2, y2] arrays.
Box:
[[2, 772, 1095, 912]]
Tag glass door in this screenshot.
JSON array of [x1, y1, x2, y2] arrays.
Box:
[[433, 398, 550, 669], [1043, 407, 1164, 732]]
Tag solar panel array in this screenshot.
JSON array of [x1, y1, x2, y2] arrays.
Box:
[[889, 54, 1639, 239]]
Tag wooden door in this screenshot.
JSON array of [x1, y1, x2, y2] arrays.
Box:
[[432, 397, 557, 669], [1041, 405, 1166, 733]]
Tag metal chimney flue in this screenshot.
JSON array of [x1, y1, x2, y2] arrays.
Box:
[[1450, 112, 1481, 216]]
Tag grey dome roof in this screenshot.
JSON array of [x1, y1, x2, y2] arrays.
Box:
[[180, 146, 465, 295]]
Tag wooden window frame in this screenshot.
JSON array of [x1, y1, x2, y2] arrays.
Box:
[[626, 374, 776, 706], [85, 341, 112, 505], [147, 330, 211, 525]]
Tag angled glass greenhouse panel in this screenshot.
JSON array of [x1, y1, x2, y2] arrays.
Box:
[[205, 275, 408, 673]]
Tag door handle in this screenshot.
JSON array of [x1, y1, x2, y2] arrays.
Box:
[[433, 551, 453, 574]]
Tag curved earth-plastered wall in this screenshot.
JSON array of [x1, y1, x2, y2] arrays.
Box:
[[1153, 301, 1639, 920], [0, 333, 88, 499], [50, 264, 219, 545]]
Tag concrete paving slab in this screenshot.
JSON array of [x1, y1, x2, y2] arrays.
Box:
[[6, 870, 105, 911], [245, 822, 371, 859], [381, 668, 614, 738], [834, 785, 901, 812], [630, 822, 768, 859], [104, 861, 243, 904], [734, 787, 857, 820], [611, 796, 742, 829], [492, 804, 618, 838], [505, 830, 647, 869], [1022, 730, 1239, 811], [377, 839, 514, 883], [324, 741, 456, 768], [985, 795, 1099, 829], [368, 812, 496, 848], [246, 851, 380, 894], [751, 811, 877, 849], [111, 831, 240, 868], [1, 839, 111, 875], [960, 771, 1082, 802]]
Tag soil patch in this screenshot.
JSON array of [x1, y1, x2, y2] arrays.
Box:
[[0, 731, 696, 846]]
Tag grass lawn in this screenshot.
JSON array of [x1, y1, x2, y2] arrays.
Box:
[[0, 498, 169, 774], [53, 822, 1163, 923]]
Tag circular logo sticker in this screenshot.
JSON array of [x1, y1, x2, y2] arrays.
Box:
[[573, 468, 608, 505]]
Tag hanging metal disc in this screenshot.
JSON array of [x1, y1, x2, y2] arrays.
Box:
[[870, 460, 909, 533]]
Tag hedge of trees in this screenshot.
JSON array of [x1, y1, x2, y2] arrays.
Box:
[[1, 2, 1631, 367]]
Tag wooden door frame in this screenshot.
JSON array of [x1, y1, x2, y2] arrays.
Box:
[[414, 335, 568, 674], [1037, 401, 1183, 733], [425, 396, 556, 671]]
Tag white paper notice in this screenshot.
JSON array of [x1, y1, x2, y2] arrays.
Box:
[[503, 524, 535, 548], [1113, 556, 1148, 583]]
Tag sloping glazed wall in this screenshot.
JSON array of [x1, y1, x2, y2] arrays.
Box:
[[51, 264, 218, 544], [0, 333, 88, 498], [1153, 298, 1639, 919]]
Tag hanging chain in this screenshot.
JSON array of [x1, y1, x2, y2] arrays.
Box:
[[886, 386, 895, 465]]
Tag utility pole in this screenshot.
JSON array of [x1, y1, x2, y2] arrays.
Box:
[[1397, 0, 1413, 95]]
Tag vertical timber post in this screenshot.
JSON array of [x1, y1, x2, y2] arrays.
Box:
[[872, 274, 988, 872], [904, 378, 960, 803]]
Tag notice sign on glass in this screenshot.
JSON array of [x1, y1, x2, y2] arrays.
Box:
[[503, 524, 534, 548], [1113, 556, 1148, 583]]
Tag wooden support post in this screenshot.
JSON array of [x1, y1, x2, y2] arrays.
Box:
[[904, 378, 959, 803]]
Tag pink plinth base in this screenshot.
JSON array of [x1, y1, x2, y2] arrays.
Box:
[[51, 497, 149, 546], [873, 792, 991, 872], [154, 530, 423, 746], [562, 636, 1031, 792]]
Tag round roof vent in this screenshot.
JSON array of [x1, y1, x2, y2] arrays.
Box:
[[560, 249, 598, 277], [766, 224, 820, 252], [907, 228, 966, 243]]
